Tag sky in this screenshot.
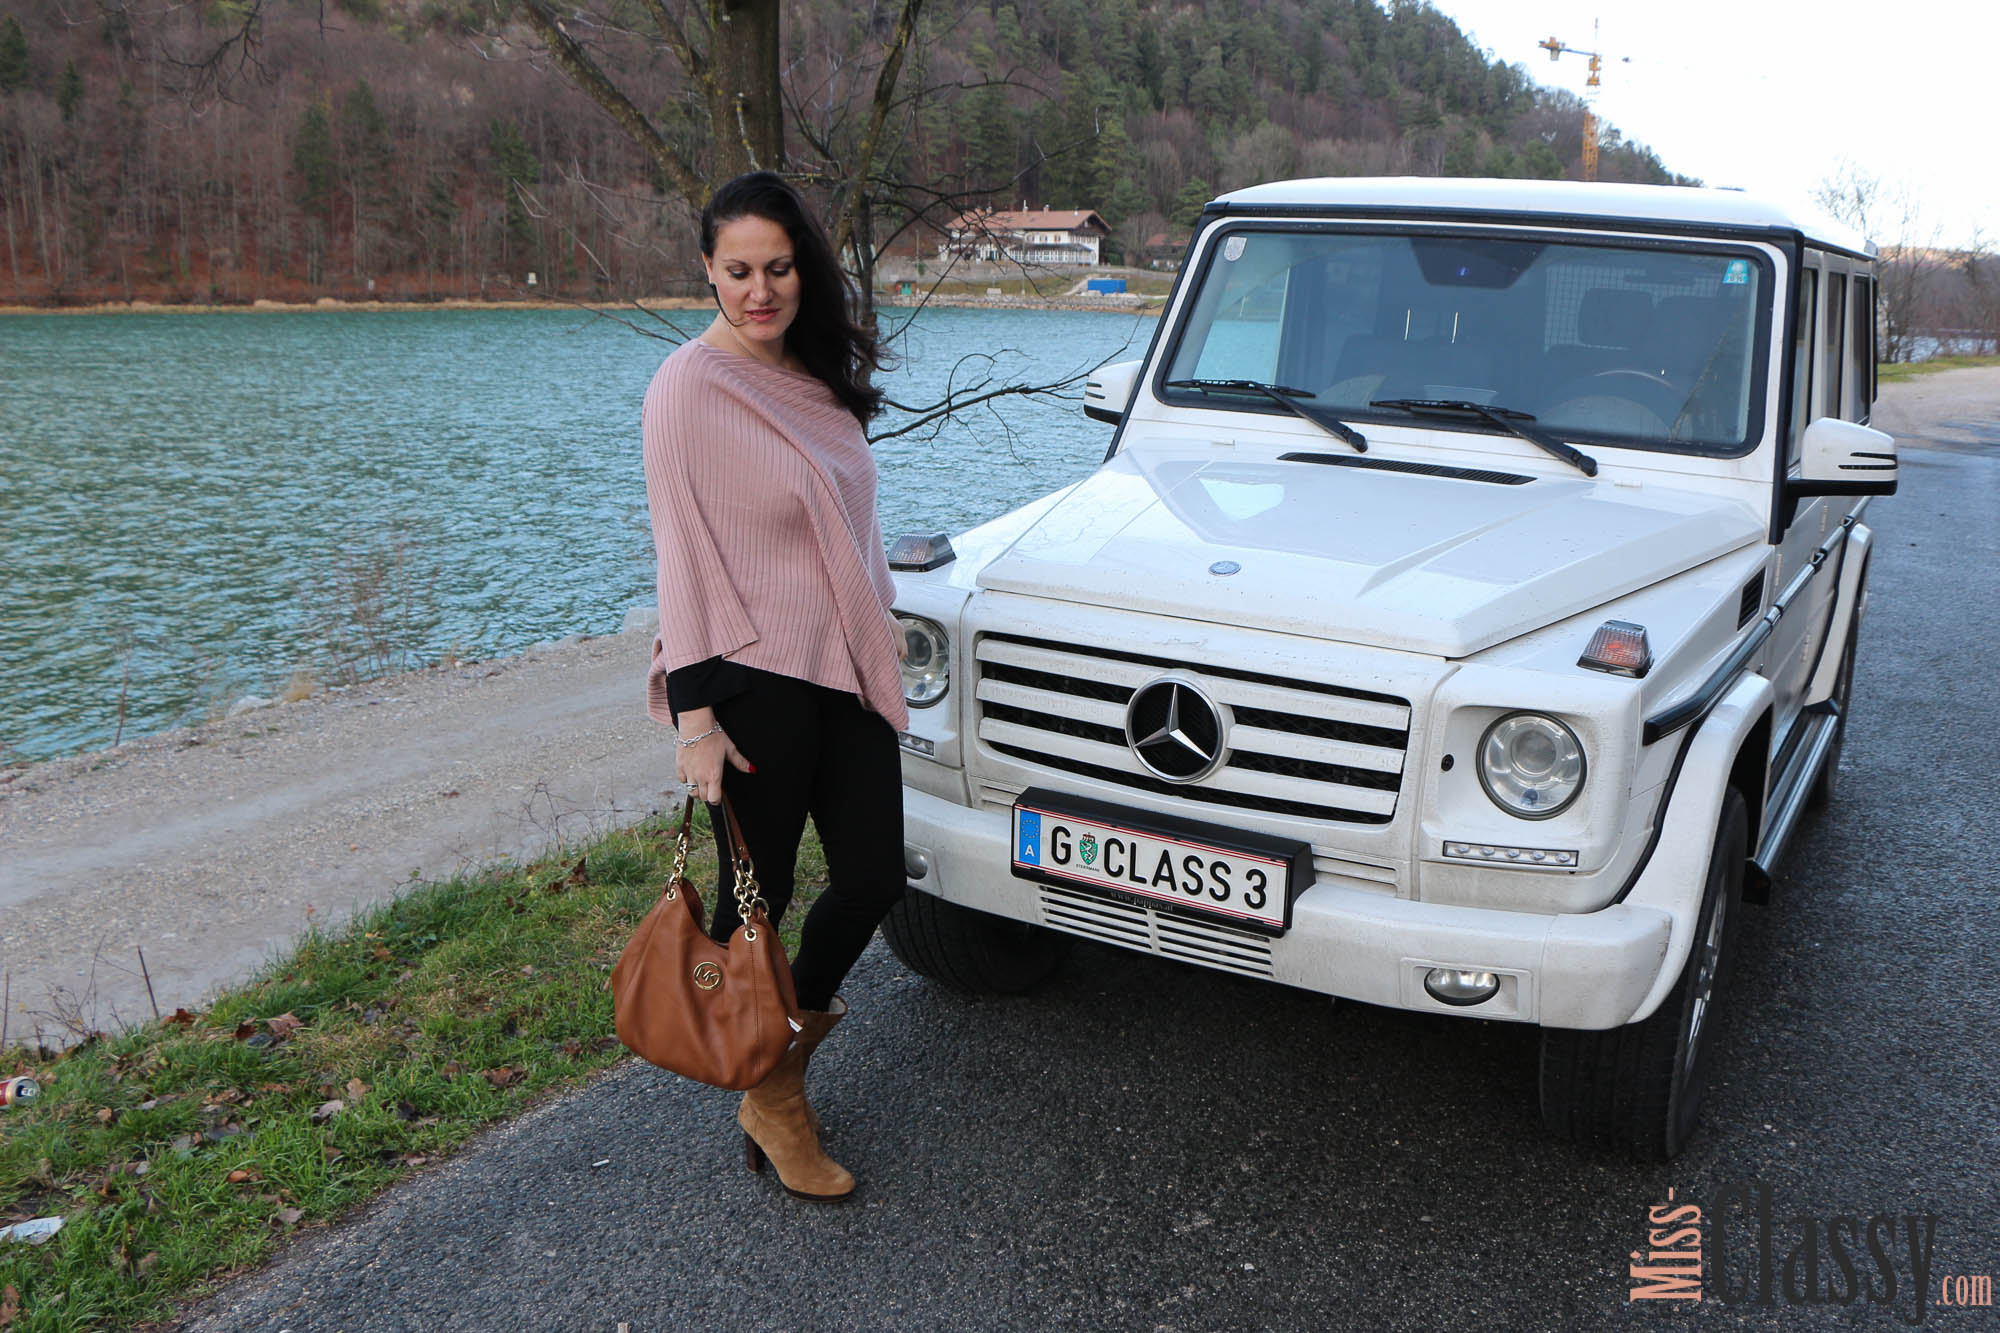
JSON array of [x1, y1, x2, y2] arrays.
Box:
[[1431, 0, 1994, 250]]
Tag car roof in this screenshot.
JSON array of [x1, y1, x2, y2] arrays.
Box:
[[1210, 177, 1873, 256]]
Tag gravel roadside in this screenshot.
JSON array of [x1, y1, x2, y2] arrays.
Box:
[[0, 621, 676, 1039]]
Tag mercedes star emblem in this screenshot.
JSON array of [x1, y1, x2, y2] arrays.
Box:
[[1125, 677, 1227, 782]]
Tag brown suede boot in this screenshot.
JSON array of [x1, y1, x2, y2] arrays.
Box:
[[739, 998, 853, 1202]]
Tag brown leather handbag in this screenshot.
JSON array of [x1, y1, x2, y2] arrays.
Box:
[[612, 795, 802, 1090]]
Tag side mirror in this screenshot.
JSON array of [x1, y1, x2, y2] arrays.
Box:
[[1792, 417, 1897, 497], [1083, 359, 1142, 424]]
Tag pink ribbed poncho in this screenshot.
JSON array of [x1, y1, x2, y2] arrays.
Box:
[[642, 338, 908, 733]]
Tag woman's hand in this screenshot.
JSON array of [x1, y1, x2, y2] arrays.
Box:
[[675, 708, 753, 803]]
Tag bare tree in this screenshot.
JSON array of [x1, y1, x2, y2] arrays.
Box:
[[1813, 160, 1947, 363]]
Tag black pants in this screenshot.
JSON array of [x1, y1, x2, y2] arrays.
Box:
[[705, 668, 905, 1011]]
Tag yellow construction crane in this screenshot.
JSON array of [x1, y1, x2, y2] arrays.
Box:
[[1537, 25, 1624, 182]]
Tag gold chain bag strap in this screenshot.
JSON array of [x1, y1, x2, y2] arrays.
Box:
[[612, 794, 802, 1089]]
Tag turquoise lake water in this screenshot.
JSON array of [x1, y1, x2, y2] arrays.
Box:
[[0, 305, 1155, 760]]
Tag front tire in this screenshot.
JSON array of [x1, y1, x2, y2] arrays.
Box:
[[1539, 787, 1748, 1160], [881, 890, 1067, 994]]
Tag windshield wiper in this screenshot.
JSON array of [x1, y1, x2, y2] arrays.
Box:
[[1368, 398, 1598, 477], [1165, 378, 1367, 453]]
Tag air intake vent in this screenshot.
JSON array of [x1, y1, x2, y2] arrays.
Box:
[[1038, 885, 1276, 979], [1278, 452, 1533, 485], [1738, 572, 1766, 628]]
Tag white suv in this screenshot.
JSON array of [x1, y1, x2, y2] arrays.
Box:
[[882, 177, 1894, 1159]]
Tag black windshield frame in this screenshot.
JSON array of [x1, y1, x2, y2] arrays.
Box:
[[1153, 220, 1778, 460]]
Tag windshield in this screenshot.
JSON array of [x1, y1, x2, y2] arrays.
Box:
[[1162, 227, 1771, 454]]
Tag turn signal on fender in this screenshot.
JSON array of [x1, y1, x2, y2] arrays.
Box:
[[1578, 620, 1652, 677]]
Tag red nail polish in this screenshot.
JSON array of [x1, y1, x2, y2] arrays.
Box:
[[747, 763, 758, 773]]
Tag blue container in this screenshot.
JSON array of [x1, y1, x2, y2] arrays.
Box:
[[1086, 277, 1126, 294]]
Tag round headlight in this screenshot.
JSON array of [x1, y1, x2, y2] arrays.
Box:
[[897, 615, 949, 707], [1477, 712, 1585, 820]]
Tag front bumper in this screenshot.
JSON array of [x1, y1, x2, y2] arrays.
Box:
[[902, 786, 1673, 1029]]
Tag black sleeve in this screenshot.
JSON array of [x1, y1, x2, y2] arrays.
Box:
[[666, 656, 749, 723]]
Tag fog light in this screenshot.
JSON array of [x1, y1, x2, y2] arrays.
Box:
[[1424, 968, 1501, 1007], [904, 846, 931, 879], [897, 731, 935, 756]]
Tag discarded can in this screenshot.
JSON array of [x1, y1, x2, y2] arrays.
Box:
[[0, 1076, 40, 1108]]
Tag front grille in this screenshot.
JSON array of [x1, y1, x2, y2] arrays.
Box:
[[975, 633, 1411, 825], [1038, 885, 1275, 978]]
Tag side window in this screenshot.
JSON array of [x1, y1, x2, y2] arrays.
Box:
[[1850, 277, 1875, 418], [1822, 272, 1847, 421], [1788, 267, 1818, 467]]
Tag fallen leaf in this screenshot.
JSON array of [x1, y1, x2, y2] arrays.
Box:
[[321, 1145, 344, 1163], [520, 965, 536, 978], [169, 1134, 197, 1153], [370, 945, 394, 961], [396, 969, 415, 984], [401, 1154, 429, 1168], [546, 855, 588, 893], [1, 1284, 17, 1328], [96, 1107, 118, 1125], [310, 1099, 344, 1123], [138, 1253, 158, 1274], [265, 1012, 303, 1039], [232, 1021, 258, 1042], [207, 1088, 246, 1106], [440, 1062, 461, 1078], [344, 1077, 368, 1102], [482, 1066, 522, 1089], [226, 1168, 263, 1184], [504, 895, 526, 915], [273, 1207, 303, 1226], [163, 1008, 196, 1026], [205, 1122, 245, 1142]]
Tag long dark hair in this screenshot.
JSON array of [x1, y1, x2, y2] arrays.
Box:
[[700, 172, 883, 424]]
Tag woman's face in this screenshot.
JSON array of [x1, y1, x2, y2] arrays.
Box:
[[704, 214, 801, 357]]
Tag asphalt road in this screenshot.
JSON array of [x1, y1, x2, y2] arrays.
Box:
[[181, 382, 2000, 1332]]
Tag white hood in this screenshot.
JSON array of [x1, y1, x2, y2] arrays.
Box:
[[974, 452, 1762, 658]]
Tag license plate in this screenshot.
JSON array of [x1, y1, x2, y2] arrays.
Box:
[[1009, 789, 1309, 935]]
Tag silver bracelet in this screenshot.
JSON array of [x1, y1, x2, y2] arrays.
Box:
[[677, 724, 724, 749]]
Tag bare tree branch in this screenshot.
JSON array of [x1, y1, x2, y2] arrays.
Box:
[[515, 0, 708, 207], [831, 0, 923, 261]]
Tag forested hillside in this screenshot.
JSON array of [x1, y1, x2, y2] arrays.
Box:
[[0, 0, 1685, 306]]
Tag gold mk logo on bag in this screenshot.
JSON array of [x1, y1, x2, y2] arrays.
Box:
[[692, 962, 723, 990]]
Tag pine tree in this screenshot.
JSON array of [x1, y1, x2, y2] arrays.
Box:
[[490, 117, 540, 260], [0, 15, 29, 95], [55, 58, 81, 121], [1171, 177, 1212, 229], [294, 101, 335, 214]]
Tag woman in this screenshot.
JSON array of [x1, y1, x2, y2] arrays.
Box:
[[641, 171, 908, 1204]]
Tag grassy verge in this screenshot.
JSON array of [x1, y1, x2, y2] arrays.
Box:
[[1877, 353, 2000, 383], [0, 808, 826, 1332]]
